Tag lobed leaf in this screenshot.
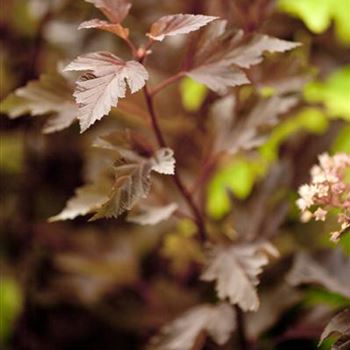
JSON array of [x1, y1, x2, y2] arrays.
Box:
[[78, 19, 129, 39], [187, 64, 248, 95], [1, 73, 78, 133], [287, 250, 350, 299], [212, 94, 298, 154], [149, 303, 235, 350], [127, 203, 178, 225], [85, 0, 131, 24], [226, 34, 301, 69], [49, 182, 111, 221], [151, 148, 176, 175], [147, 14, 217, 41], [91, 148, 175, 220], [186, 20, 300, 94], [91, 162, 154, 220], [201, 242, 279, 311], [65, 52, 148, 132]]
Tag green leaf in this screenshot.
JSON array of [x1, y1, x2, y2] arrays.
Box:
[[319, 309, 350, 349], [0, 133, 24, 174], [0, 277, 22, 341], [332, 125, 350, 153], [260, 107, 329, 162], [318, 336, 337, 350], [304, 66, 350, 121], [278, 0, 350, 45], [304, 287, 350, 308], [180, 77, 208, 112], [339, 233, 350, 256], [207, 159, 259, 219]]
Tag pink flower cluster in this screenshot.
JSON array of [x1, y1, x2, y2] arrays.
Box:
[[296, 152, 350, 242]]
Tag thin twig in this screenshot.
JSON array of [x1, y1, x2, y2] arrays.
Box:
[[124, 37, 138, 57], [190, 153, 220, 195], [142, 85, 206, 242], [150, 71, 185, 96]]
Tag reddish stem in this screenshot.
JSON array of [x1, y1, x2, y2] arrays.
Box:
[[142, 85, 206, 242], [150, 71, 185, 96]]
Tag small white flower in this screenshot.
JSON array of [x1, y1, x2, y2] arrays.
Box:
[[314, 208, 327, 221], [296, 198, 307, 211], [301, 210, 313, 223], [297, 152, 350, 243]]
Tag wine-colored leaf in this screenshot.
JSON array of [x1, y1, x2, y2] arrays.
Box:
[[93, 130, 154, 163], [187, 64, 248, 95], [226, 34, 301, 69], [127, 203, 178, 225], [287, 250, 350, 299], [49, 182, 111, 222], [150, 303, 235, 350], [78, 19, 129, 39], [1, 73, 77, 133], [85, 0, 131, 23], [212, 94, 298, 154], [185, 21, 247, 94], [201, 243, 279, 311], [186, 20, 300, 94], [65, 52, 148, 132], [147, 14, 217, 41], [91, 162, 154, 220], [320, 309, 350, 350], [91, 148, 175, 220]]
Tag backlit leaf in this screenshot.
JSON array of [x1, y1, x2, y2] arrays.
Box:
[[187, 64, 248, 95], [147, 14, 217, 42], [226, 34, 301, 69], [150, 303, 235, 350], [85, 0, 131, 24], [201, 243, 279, 311], [65, 52, 149, 132], [127, 203, 178, 225], [78, 19, 129, 39], [186, 20, 300, 94], [1, 73, 78, 133], [49, 182, 111, 221], [151, 148, 176, 175]]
